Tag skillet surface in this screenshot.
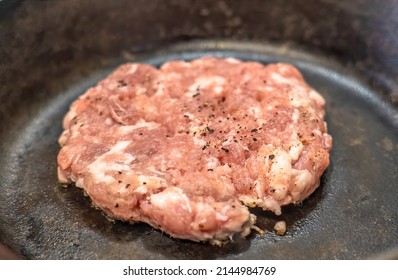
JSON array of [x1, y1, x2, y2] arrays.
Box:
[[0, 40, 397, 259]]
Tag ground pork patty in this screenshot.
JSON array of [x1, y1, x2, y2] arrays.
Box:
[[57, 57, 332, 242]]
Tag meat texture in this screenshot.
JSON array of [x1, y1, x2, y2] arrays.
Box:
[[57, 57, 332, 243]]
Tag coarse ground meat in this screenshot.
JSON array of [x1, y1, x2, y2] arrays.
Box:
[[57, 57, 332, 243]]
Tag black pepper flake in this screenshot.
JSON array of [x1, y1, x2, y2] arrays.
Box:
[[183, 114, 189, 118], [201, 132, 207, 137], [232, 205, 236, 208], [202, 146, 207, 150], [185, 131, 189, 134], [221, 147, 229, 153], [251, 128, 258, 133], [311, 133, 315, 137], [143, 182, 147, 185], [234, 140, 238, 143], [221, 97, 226, 102], [192, 93, 200, 98], [208, 114, 215, 118], [115, 203, 119, 208], [206, 126, 214, 133], [253, 138, 257, 141], [117, 80, 127, 87], [99, 112, 103, 116], [125, 184, 131, 188], [139, 132, 143, 136], [269, 154, 275, 160], [207, 168, 214, 171], [118, 171, 122, 174]]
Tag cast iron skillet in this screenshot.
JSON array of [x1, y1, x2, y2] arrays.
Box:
[[0, 0, 397, 259]]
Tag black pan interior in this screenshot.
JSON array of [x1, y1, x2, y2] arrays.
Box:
[[0, 40, 397, 259]]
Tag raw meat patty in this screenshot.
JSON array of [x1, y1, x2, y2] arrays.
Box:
[[57, 57, 332, 243]]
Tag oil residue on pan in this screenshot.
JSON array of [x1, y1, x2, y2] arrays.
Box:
[[0, 40, 397, 259]]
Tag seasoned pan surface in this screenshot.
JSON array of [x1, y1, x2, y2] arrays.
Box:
[[0, 41, 397, 259]]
